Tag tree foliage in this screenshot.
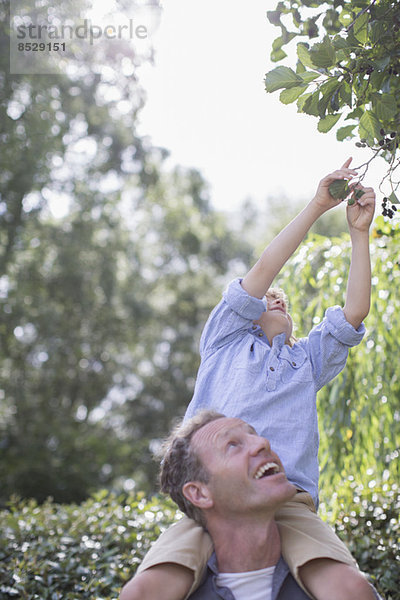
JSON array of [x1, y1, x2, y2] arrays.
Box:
[[264, 0, 400, 206]]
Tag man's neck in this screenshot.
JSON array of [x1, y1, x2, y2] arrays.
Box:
[[208, 515, 281, 573]]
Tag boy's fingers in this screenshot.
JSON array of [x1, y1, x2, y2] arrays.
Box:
[[358, 195, 376, 207], [341, 157, 353, 169], [324, 169, 357, 182]]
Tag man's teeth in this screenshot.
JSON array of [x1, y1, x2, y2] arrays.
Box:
[[254, 462, 279, 479]]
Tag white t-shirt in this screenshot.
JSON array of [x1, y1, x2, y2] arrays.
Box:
[[216, 566, 275, 600]]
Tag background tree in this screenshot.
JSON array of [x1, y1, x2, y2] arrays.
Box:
[[0, 0, 252, 502], [264, 0, 400, 212], [0, 0, 152, 502]]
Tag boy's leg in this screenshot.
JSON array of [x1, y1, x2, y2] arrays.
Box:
[[121, 516, 213, 600], [275, 491, 377, 600], [120, 564, 194, 600], [299, 558, 377, 600]]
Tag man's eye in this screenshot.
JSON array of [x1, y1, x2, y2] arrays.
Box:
[[227, 440, 239, 448]]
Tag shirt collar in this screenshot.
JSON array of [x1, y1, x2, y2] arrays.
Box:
[[206, 552, 290, 593]]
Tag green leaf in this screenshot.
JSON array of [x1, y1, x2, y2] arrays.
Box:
[[345, 107, 364, 120], [297, 92, 312, 112], [370, 21, 387, 46], [336, 125, 356, 141], [371, 93, 398, 122], [373, 56, 391, 72], [264, 66, 302, 92], [369, 70, 385, 91], [318, 79, 342, 117], [298, 71, 320, 84], [348, 189, 364, 205], [328, 179, 350, 200], [353, 11, 369, 44], [267, 10, 282, 26], [388, 192, 399, 205], [318, 113, 341, 133], [333, 36, 348, 50], [280, 85, 307, 104], [358, 111, 381, 145], [339, 82, 352, 106], [339, 9, 353, 28], [354, 188, 365, 200], [302, 91, 320, 116], [271, 49, 288, 62], [309, 36, 336, 68], [297, 43, 317, 69]]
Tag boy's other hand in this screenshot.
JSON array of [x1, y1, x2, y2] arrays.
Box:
[[346, 185, 376, 233]]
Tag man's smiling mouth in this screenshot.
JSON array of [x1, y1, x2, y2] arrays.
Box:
[[254, 462, 280, 479]]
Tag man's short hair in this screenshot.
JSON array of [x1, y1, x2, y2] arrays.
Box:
[[159, 410, 225, 527]]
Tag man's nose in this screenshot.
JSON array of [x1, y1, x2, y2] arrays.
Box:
[[249, 434, 271, 454]]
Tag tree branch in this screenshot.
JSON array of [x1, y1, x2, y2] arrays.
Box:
[[346, 0, 377, 31]]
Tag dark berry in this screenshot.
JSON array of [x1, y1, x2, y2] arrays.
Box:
[[383, 209, 388, 216], [388, 210, 394, 218], [380, 128, 385, 136], [391, 132, 397, 138], [393, 205, 398, 212]]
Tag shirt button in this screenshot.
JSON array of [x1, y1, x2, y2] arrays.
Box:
[[258, 332, 263, 337], [292, 361, 297, 367], [270, 366, 275, 371], [252, 325, 257, 330]]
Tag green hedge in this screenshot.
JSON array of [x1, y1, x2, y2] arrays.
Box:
[[0, 487, 398, 599]]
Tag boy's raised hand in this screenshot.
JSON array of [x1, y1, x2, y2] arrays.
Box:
[[346, 185, 376, 233], [313, 157, 358, 213]]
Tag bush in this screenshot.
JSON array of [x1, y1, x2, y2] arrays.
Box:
[[0, 487, 398, 599], [0, 491, 178, 600], [332, 483, 400, 600]]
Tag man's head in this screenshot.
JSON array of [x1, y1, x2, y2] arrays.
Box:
[[159, 411, 296, 528]]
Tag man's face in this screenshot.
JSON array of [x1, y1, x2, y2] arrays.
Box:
[[190, 418, 296, 518]]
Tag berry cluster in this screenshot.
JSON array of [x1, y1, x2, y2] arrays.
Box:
[[377, 129, 398, 151], [382, 197, 398, 219], [355, 130, 398, 151]]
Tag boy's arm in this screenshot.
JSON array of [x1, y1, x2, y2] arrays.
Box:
[[241, 159, 358, 299], [120, 564, 194, 600], [343, 185, 375, 329]]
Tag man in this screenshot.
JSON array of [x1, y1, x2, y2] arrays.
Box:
[[120, 411, 381, 600]]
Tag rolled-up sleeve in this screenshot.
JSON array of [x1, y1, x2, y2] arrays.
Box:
[[199, 279, 267, 356], [323, 306, 366, 346], [223, 278, 267, 320], [300, 305, 366, 391]]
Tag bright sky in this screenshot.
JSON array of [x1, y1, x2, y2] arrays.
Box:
[[136, 0, 386, 211]]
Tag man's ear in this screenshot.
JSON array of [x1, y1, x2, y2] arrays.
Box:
[[182, 481, 213, 510]]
